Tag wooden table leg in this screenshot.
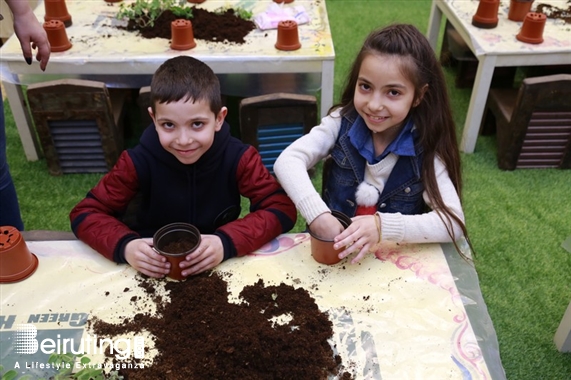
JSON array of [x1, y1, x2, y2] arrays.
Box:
[[555, 300, 571, 352], [3, 81, 41, 161]]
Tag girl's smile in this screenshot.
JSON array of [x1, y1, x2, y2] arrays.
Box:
[[353, 54, 417, 139], [363, 113, 389, 126]]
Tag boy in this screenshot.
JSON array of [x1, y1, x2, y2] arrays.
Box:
[[70, 56, 297, 278]]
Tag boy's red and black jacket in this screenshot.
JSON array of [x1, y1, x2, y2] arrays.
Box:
[[70, 122, 296, 263]]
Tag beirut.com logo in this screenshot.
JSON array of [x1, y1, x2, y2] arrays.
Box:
[[13, 324, 144, 360], [14, 324, 38, 354]]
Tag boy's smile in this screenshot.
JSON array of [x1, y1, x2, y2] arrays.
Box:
[[149, 98, 227, 164]]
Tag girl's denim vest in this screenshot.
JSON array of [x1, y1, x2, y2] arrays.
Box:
[[323, 112, 426, 217]]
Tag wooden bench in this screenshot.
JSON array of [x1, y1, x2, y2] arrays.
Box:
[[26, 79, 128, 175], [239, 93, 317, 174], [480, 74, 571, 170]]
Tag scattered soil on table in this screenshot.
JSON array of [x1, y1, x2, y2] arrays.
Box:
[[91, 272, 354, 379], [120, 8, 256, 43], [536, 3, 571, 23]]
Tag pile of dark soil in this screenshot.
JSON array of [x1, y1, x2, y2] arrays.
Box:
[[91, 272, 354, 379], [536, 3, 571, 23], [121, 8, 256, 43]]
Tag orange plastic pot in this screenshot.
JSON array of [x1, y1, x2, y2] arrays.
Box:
[[275, 20, 301, 51], [309, 211, 352, 265], [472, 0, 500, 29], [508, 0, 534, 22], [171, 19, 196, 50], [43, 20, 72, 52], [153, 223, 201, 280], [516, 12, 546, 44], [44, 0, 72, 28], [0, 226, 39, 283]]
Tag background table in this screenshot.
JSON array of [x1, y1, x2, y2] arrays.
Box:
[[0, 233, 505, 379], [427, 0, 571, 153], [0, 0, 335, 160]]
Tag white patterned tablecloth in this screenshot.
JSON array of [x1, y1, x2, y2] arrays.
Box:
[[0, 234, 502, 379]]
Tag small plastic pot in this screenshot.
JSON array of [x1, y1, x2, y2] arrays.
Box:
[[0, 226, 39, 283], [43, 20, 72, 52], [309, 211, 352, 265], [153, 223, 201, 281], [171, 19, 197, 50], [275, 20, 301, 51], [508, 0, 534, 22], [44, 0, 72, 28], [516, 12, 546, 44], [472, 0, 500, 29]]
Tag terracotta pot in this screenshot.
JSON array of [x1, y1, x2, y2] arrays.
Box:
[[516, 12, 546, 44], [104, 0, 123, 3], [0, 226, 39, 283], [275, 20, 301, 51], [508, 0, 534, 22], [171, 19, 196, 50], [187, 0, 206, 3], [153, 223, 201, 280], [44, 0, 72, 28], [472, 0, 500, 29], [309, 211, 352, 265], [274, 0, 294, 3], [43, 20, 72, 52]]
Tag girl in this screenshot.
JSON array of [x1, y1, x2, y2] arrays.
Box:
[[274, 24, 471, 263]]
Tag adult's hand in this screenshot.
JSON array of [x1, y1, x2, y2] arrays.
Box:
[[5, 0, 51, 71]]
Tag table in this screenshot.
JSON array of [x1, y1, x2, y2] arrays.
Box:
[[555, 299, 571, 352], [0, 233, 505, 379], [427, 0, 571, 153], [0, 0, 335, 161]]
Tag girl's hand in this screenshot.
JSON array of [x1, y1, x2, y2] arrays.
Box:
[[333, 214, 381, 264], [124, 238, 170, 278], [308, 212, 345, 240], [179, 235, 224, 276]]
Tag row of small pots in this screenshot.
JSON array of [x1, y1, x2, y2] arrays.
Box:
[[472, 0, 547, 44], [43, 18, 302, 53], [171, 18, 301, 51]]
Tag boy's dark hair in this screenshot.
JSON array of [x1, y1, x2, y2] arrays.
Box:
[[150, 56, 222, 115]]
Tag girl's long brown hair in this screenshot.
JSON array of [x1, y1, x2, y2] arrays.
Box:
[[336, 24, 472, 258]]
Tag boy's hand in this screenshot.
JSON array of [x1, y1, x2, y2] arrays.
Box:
[[308, 212, 344, 240], [124, 238, 170, 278], [179, 235, 224, 276]]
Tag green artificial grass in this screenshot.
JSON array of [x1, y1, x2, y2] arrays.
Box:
[[3, 1, 571, 378], [4, 100, 104, 231]]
